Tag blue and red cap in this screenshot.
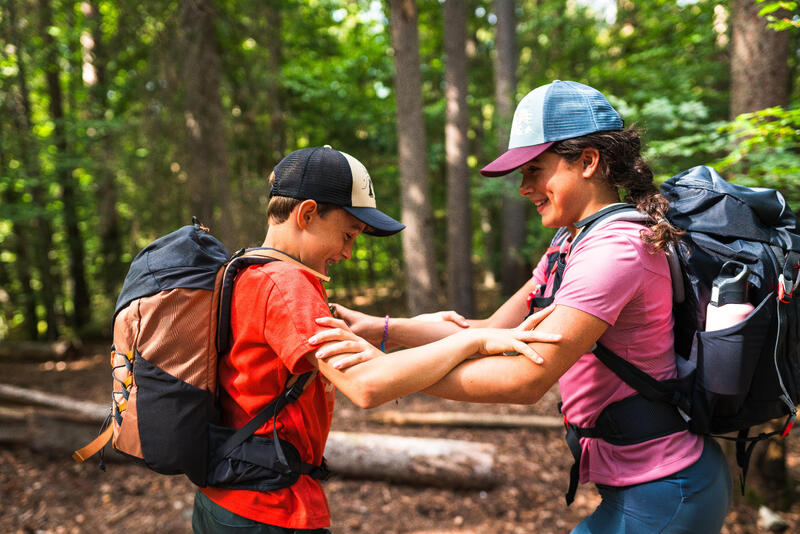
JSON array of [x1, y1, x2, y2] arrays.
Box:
[[480, 80, 623, 177]]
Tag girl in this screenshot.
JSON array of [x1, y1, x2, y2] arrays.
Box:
[[311, 81, 732, 533]]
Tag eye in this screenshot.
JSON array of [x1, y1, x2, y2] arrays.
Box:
[[345, 233, 353, 241]]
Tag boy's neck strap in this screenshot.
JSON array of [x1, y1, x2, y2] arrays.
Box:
[[243, 247, 331, 282]]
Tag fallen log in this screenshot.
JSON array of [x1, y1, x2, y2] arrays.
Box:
[[0, 383, 108, 420], [368, 410, 563, 429], [325, 431, 496, 489], [0, 340, 81, 362], [0, 383, 497, 488]]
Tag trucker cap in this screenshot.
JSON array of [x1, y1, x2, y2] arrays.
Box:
[[480, 80, 623, 177], [270, 145, 405, 236]]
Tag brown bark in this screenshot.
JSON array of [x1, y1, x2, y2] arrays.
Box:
[[728, 0, 791, 505], [444, 0, 474, 316], [84, 0, 125, 294], [6, 0, 61, 340], [494, 0, 529, 297], [730, 0, 790, 118], [38, 0, 91, 332], [325, 431, 496, 489], [390, 0, 441, 314], [368, 410, 563, 429], [178, 0, 235, 250]]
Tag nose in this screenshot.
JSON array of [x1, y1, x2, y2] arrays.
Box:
[[341, 240, 354, 261], [519, 175, 532, 197]]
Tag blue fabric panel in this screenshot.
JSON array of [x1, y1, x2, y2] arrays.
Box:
[[114, 224, 229, 318]]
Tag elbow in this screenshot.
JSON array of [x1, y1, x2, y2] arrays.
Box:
[[505, 376, 549, 405], [341, 377, 385, 409]]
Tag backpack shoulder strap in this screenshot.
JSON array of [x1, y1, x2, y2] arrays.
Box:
[[214, 370, 317, 462]]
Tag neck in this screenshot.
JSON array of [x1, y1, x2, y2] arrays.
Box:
[[262, 224, 299, 257]]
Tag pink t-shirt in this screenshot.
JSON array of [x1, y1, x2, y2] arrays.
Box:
[[532, 220, 703, 487]]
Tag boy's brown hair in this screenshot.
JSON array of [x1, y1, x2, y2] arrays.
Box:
[[267, 171, 337, 224]]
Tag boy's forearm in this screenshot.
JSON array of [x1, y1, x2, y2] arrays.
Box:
[[315, 330, 481, 408]]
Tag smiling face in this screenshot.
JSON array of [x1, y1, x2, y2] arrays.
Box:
[[517, 150, 593, 230], [299, 206, 367, 275]]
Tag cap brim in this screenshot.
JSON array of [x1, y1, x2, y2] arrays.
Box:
[[343, 206, 405, 237], [479, 142, 554, 177]]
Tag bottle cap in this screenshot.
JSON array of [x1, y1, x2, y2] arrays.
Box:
[[710, 261, 750, 306]]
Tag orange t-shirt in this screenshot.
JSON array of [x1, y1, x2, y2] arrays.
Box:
[[201, 261, 335, 529]]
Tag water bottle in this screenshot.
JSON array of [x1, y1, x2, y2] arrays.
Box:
[[705, 261, 755, 332]]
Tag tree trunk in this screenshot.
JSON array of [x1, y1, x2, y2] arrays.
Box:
[[7, 0, 60, 340], [390, 0, 441, 314], [729, 0, 791, 505], [39, 0, 92, 332], [730, 0, 790, 118], [84, 0, 125, 295], [494, 0, 529, 297], [178, 0, 235, 250], [443, 0, 474, 316]]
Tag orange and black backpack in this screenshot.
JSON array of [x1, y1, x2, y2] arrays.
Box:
[[73, 218, 330, 489]]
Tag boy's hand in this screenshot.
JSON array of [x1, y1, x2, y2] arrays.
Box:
[[310, 316, 383, 370], [411, 310, 470, 328], [328, 304, 384, 345]]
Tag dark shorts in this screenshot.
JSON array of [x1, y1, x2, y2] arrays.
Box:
[[192, 490, 332, 534]]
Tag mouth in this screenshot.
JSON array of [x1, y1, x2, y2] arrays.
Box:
[[533, 198, 548, 211]]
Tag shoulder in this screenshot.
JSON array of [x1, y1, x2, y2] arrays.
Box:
[[238, 260, 326, 296], [570, 221, 669, 279]]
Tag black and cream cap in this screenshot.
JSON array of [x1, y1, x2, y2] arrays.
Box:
[[270, 145, 404, 236]]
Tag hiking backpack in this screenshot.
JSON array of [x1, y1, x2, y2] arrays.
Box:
[[72, 218, 330, 489], [528, 166, 800, 504]]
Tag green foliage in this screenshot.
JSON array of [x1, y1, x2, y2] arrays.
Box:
[[758, 0, 800, 31], [0, 0, 798, 340]]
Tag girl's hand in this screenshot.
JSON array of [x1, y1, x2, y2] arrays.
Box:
[[328, 303, 384, 344], [411, 310, 470, 328], [469, 328, 561, 364], [516, 304, 556, 331], [310, 316, 383, 370]]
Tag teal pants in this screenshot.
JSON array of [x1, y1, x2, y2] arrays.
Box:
[[571, 437, 732, 534]]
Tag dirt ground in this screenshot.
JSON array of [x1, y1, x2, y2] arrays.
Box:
[[1, 348, 799, 534]]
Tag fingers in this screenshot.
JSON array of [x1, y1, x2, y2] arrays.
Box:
[[513, 329, 562, 343], [441, 311, 470, 328], [314, 316, 351, 331], [314, 340, 365, 360], [516, 304, 556, 330], [511, 341, 544, 364], [326, 350, 373, 370], [309, 323, 355, 346]]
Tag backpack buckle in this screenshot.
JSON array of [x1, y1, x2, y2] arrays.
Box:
[[778, 274, 794, 303]]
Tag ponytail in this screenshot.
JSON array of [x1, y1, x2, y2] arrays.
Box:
[[549, 128, 683, 252]]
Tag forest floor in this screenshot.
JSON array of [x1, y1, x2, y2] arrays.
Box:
[[1, 346, 800, 534]]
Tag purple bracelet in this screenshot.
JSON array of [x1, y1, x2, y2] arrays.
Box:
[[380, 315, 389, 352]]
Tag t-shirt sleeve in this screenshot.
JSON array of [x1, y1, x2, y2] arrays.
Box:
[[531, 251, 551, 286], [553, 230, 645, 326], [262, 267, 332, 374]]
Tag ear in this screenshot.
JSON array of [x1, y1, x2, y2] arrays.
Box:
[[295, 200, 319, 230], [580, 148, 600, 179]]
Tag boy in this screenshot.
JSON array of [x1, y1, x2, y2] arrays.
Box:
[[192, 145, 550, 533]]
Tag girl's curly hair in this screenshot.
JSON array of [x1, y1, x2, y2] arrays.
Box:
[[548, 128, 683, 252]]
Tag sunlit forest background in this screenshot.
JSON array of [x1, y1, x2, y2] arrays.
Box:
[[1, 0, 799, 342]]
